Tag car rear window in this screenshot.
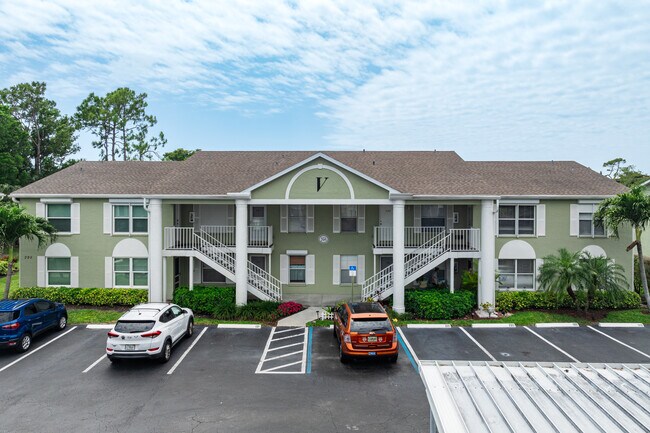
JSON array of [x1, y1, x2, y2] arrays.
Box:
[[114, 321, 155, 333], [0, 311, 19, 323], [350, 318, 392, 334]]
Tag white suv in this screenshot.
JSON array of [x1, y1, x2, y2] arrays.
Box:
[[106, 303, 194, 363]]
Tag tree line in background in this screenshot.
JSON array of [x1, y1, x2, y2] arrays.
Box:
[[0, 81, 647, 196], [0, 81, 199, 197]]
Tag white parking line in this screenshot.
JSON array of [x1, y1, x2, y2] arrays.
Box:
[[396, 327, 421, 368], [459, 327, 497, 362], [271, 331, 306, 342], [167, 327, 208, 375], [0, 326, 77, 373], [82, 354, 107, 373], [273, 327, 302, 335], [587, 325, 650, 360], [267, 342, 303, 352], [523, 326, 580, 362], [256, 327, 308, 374]]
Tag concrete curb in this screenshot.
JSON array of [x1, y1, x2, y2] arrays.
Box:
[[597, 323, 644, 328], [85, 324, 113, 329], [406, 324, 451, 329], [471, 323, 516, 328], [217, 324, 261, 329], [534, 322, 579, 328]]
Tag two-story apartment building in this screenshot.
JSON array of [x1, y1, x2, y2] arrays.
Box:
[[11, 151, 631, 313]]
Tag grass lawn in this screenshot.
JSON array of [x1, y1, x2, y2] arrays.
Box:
[[600, 308, 650, 324], [67, 308, 261, 326], [0, 272, 20, 297]]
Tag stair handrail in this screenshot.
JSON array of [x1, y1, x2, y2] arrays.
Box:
[[196, 229, 236, 275], [362, 263, 394, 300], [247, 261, 282, 301], [405, 231, 452, 278]]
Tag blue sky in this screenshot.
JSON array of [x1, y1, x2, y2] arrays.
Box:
[[0, 0, 648, 173]]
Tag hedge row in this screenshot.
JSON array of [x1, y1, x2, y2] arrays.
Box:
[[172, 286, 235, 315], [405, 289, 476, 320], [496, 290, 641, 312], [10, 286, 147, 307]]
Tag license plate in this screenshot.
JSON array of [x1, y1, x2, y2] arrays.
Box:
[[368, 352, 376, 356], [124, 344, 136, 351], [368, 336, 378, 342]]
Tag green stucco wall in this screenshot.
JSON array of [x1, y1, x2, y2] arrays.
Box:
[[252, 157, 389, 200], [19, 198, 174, 294]]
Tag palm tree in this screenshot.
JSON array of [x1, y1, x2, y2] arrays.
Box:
[[580, 253, 627, 311], [0, 203, 56, 299], [595, 185, 650, 307], [538, 248, 584, 309]]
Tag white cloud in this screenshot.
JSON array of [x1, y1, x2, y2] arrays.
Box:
[[0, 0, 648, 168]]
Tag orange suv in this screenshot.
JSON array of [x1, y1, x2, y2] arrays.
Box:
[[333, 302, 398, 363]]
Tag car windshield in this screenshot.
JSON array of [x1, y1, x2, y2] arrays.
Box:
[[0, 311, 19, 323], [350, 318, 392, 334], [114, 321, 155, 334]]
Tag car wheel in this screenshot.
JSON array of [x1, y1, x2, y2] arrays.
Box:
[[389, 355, 398, 364], [16, 333, 32, 353], [158, 339, 172, 364], [56, 315, 67, 331], [339, 344, 349, 364], [186, 319, 194, 338]]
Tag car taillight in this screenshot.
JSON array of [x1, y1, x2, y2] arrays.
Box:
[[1, 323, 20, 330], [343, 334, 351, 343], [141, 330, 162, 338], [107, 331, 119, 338]]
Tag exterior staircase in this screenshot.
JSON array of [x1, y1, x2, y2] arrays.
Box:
[[164, 227, 282, 301], [362, 228, 480, 300]]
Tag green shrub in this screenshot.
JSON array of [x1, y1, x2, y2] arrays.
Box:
[[496, 290, 641, 312], [405, 289, 476, 320], [460, 270, 478, 291], [0, 260, 7, 276], [10, 286, 147, 307], [173, 286, 235, 315], [236, 301, 280, 321], [213, 301, 237, 320]]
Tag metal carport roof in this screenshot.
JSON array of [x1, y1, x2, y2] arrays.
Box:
[[420, 361, 650, 433]]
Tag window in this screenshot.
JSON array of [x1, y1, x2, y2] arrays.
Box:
[[289, 256, 306, 283], [171, 306, 183, 317], [115, 321, 154, 333], [498, 259, 535, 290], [339, 255, 358, 284], [202, 263, 226, 283], [421, 205, 446, 227], [288, 205, 307, 233], [113, 205, 148, 234], [340, 205, 358, 232], [35, 301, 54, 312], [23, 304, 38, 317], [250, 206, 266, 226], [380, 255, 393, 271], [47, 257, 71, 286], [159, 309, 174, 323], [498, 205, 535, 236], [114, 258, 148, 287], [47, 204, 71, 233], [579, 205, 605, 237]]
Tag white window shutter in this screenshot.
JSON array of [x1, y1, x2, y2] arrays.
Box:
[[569, 204, 579, 236], [227, 205, 235, 226], [103, 203, 112, 234], [536, 204, 546, 237], [105, 257, 113, 288], [37, 256, 45, 287], [332, 255, 341, 285], [280, 254, 289, 284], [71, 203, 81, 234], [36, 203, 45, 218], [306, 205, 315, 233], [357, 255, 365, 283], [414, 205, 421, 232], [306, 255, 315, 285], [70, 256, 79, 288], [332, 206, 341, 233], [280, 206, 288, 233], [357, 205, 365, 233]]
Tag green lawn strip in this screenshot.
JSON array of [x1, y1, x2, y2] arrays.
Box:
[[0, 273, 20, 296], [600, 308, 650, 324], [67, 308, 263, 326], [306, 319, 333, 327]]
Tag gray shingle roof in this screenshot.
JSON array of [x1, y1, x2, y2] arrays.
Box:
[[12, 151, 627, 197]]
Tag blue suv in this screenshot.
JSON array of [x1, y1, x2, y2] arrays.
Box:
[[0, 299, 68, 352]]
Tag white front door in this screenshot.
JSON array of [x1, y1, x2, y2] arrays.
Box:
[[379, 205, 393, 244]]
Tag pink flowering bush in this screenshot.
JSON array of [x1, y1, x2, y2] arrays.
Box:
[[277, 301, 303, 317]]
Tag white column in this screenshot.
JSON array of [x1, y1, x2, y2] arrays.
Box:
[[449, 258, 455, 294], [162, 257, 167, 301], [392, 200, 406, 313], [148, 198, 163, 303], [479, 199, 496, 308], [235, 200, 249, 306], [189, 257, 194, 291]]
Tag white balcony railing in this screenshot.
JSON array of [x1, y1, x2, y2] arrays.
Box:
[[199, 225, 273, 248], [374, 226, 446, 248]]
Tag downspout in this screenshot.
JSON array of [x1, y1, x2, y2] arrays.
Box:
[[143, 197, 150, 212]]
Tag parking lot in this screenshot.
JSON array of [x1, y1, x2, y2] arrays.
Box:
[[1, 323, 649, 433]]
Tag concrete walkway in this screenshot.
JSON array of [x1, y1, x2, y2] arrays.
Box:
[[277, 307, 325, 327]]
